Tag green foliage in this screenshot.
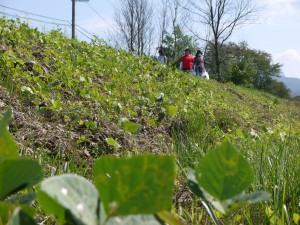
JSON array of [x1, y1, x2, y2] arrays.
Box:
[[195, 141, 254, 200], [0, 18, 299, 225], [36, 155, 181, 225], [7, 207, 37, 225], [0, 159, 43, 200], [0, 109, 42, 225], [0, 108, 18, 158], [205, 41, 290, 98], [161, 25, 198, 66], [106, 138, 121, 150], [188, 142, 270, 223], [38, 174, 99, 225], [94, 155, 175, 216], [105, 215, 163, 225], [0, 204, 36, 225], [119, 118, 142, 134]]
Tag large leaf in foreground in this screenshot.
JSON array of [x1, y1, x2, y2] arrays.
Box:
[[0, 108, 18, 159], [107, 215, 163, 225], [0, 202, 35, 225], [94, 155, 175, 216], [0, 159, 43, 200], [38, 174, 99, 225], [195, 141, 254, 200], [5, 192, 37, 205], [7, 207, 37, 225]]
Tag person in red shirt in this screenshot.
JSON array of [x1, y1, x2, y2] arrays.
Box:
[[180, 48, 194, 72]]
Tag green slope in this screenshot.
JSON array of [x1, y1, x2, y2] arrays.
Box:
[[0, 17, 299, 156], [1, 17, 300, 224]]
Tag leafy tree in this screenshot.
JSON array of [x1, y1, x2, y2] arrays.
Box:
[[205, 41, 290, 98], [265, 80, 291, 99], [161, 25, 198, 67]]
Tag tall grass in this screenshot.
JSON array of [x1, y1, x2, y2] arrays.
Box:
[[172, 112, 300, 224]]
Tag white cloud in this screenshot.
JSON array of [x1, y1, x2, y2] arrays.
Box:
[[259, 0, 299, 23], [274, 49, 300, 78]]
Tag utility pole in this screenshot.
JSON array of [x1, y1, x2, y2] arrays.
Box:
[[71, 0, 89, 39]]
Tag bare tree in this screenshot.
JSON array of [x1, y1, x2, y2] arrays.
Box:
[[167, 0, 184, 53], [156, 0, 168, 48], [114, 0, 154, 56], [185, 0, 259, 80]]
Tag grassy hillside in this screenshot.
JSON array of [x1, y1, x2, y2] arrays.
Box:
[[0, 18, 299, 224]]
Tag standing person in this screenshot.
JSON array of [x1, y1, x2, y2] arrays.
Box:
[[180, 48, 194, 72], [157, 49, 167, 64], [193, 50, 205, 76]]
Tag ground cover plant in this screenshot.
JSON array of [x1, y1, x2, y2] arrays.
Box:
[[0, 109, 271, 225], [0, 17, 300, 224]]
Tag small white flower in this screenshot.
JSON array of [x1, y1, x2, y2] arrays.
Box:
[[21, 86, 33, 94], [79, 76, 85, 82], [250, 129, 260, 139], [280, 132, 287, 141]]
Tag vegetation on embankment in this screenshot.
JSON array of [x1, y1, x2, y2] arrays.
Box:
[[0, 18, 299, 224]]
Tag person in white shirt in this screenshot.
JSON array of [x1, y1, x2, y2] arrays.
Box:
[[157, 49, 167, 64]]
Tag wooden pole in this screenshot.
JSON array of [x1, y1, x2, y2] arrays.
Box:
[[72, 0, 75, 39]]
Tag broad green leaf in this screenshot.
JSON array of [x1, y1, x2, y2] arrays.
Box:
[[157, 211, 187, 225], [187, 170, 203, 198], [120, 120, 142, 134], [146, 119, 157, 127], [5, 193, 37, 205], [37, 190, 66, 224], [236, 191, 270, 204], [265, 207, 279, 224], [235, 129, 244, 139], [98, 203, 163, 225], [84, 121, 97, 130], [0, 202, 35, 225], [106, 215, 163, 225], [195, 141, 254, 200], [205, 191, 270, 214], [187, 170, 220, 223], [0, 159, 43, 200], [50, 99, 62, 111], [0, 108, 18, 159], [106, 138, 120, 149], [94, 155, 175, 216], [7, 207, 37, 225], [38, 174, 99, 225], [293, 213, 300, 224], [165, 105, 178, 117]]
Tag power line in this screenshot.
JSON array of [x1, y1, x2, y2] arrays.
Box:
[[102, 0, 119, 11], [0, 4, 69, 23], [0, 11, 94, 40], [0, 3, 112, 41], [85, 2, 119, 33], [75, 27, 93, 40], [0, 11, 71, 27], [76, 24, 95, 38], [0, 5, 96, 40]]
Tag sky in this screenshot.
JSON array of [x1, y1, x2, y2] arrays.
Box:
[[0, 0, 299, 79]]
